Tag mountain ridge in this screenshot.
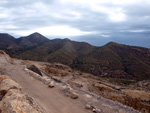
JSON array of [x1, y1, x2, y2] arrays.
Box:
[[0, 32, 150, 80]]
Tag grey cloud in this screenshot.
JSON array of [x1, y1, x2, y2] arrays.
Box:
[[0, 0, 150, 48]]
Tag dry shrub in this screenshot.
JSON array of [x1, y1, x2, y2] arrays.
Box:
[[45, 66, 67, 76], [54, 63, 72, 72], [95, 82, 150, 113], [95, 83, 115, 92], [98, 87, 150, 113], [21, 60, 31, 65], [81, 73, 94, 78], [104, 94, 150, 113], [123, 96, 150, 113], [67, 81, 83, 88], [121, 89, 150, 101]]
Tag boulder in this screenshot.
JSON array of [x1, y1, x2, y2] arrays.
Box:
[[85, 103, 93, 110], [61, 86, 78, 99], [0, 79, 21, 92], [70, 92, 78, 99], [0, 75, 10, 83], [92, 108, 101, 113], [0, 77, 44, 113], [48, 81, 54, 88], [0, 89, 43, 113], [27, 65, 42, 76]]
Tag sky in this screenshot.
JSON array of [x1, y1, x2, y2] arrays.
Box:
[[0, 0, 150, 48]]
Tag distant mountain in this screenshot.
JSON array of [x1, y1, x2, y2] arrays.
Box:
[[0, 33, 150, 80], [73, 42, 150, 80], [16, 32, 49, 48], [19, 38, 95, 65], [0, 32, 49, 56], [0, 33, 18, 50]]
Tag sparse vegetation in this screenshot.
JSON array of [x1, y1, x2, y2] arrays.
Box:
[[94, 81, 150, 113], [44, 66, 67, 77], [121, 89, 150, 101], [1, 51, 150, 113], [106, 77, 137, 85]]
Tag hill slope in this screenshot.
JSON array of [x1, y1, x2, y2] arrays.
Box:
[[0, 32, 50, 57], [0, 52, 142, 113], [0, 33, 18, 50], [73, 42, 150, 80], [0, 33, 150, 80], [19, 39, 95, 65]]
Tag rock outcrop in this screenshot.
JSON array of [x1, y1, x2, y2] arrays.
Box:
[[0, 75, 44, 113], [0, 50, 7, 55], [0, 75, 10, 83], [27, 65, 42, 76], [0, 50, 13, 64]]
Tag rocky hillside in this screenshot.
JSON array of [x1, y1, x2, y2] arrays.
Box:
[[0, 33, 150, 80], [0, 50, 143, 113], [73, 42, 150, 80]]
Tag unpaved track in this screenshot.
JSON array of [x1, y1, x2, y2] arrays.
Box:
[[9, 64, 91, 113]]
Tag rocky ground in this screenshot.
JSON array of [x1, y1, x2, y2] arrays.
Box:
[[0, 51, 146, 113], [0, 75, 45, 113]]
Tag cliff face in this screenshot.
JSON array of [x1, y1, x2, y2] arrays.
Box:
[[0, 75, 44, 113]]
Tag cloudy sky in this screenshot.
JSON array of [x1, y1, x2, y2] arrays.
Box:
[[0, 0, 150, 47]]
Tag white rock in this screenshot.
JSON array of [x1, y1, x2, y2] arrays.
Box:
[[48, 81, 54, 88], [93, 108, 101, 113], [85, 104, 93, 110], [70, 92, 78, 99]]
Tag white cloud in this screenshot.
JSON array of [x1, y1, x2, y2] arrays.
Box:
[[128, 29, 149, 33], [0, 14, 8, 18], [13, 25, 92, 37], [109, 12, 126, 22], [101, 34, 110, 37]]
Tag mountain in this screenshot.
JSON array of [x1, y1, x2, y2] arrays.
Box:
[[73, 42, 150, 80], [19, 38, 95, 65], [0, 33, 150, 80], [17, 40, 150, 80], [0, 33, 18, 50], [0, 32, 50, 56], [16, 32, 49, 48]]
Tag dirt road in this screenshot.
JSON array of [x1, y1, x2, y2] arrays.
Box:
[[9, 64, 91, 113]]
